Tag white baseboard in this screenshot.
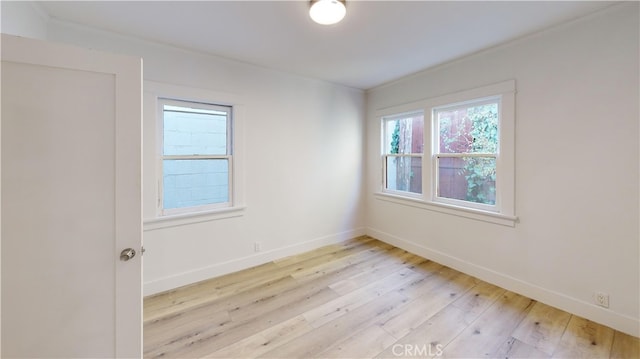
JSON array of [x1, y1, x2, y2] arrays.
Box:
[[143, 227, 366, 296], [367, 227, 640, 337]]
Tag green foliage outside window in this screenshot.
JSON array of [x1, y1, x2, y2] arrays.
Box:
[[439, 104, 498, 204], [390, 121, 400, 154]]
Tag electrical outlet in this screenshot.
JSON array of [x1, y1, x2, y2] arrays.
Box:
[[595, 292, 609, 308], [254, 242, 262, 252]]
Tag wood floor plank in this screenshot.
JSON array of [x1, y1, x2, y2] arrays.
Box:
[[356, 247, 426, 272], [205, 315, 313, 358], [397, 263, 460, 301], [258, 290, 410, 358], [304, 267, 424, 328], [442, 290, 535, 358], [286, 236, 380, 273], [145, 236, 380, 323], [143, 238, 637, 359], [284, 247, 388, 291], [143, 306, 231, 350], [273, 236, 374, 267], [192, 275, 299, 316], [144, 264, 346, 357], [511, 301, 572, 355], [227, 274, 341, 323], [146, 285, 339, 358], [551, 316, 614, 358], [330, 251, 428, 296], [375, 280, 505, 358], [143, 261, 280, 323], [610, 331, 640, 358], [318, 324, 397, 358], [289, 246, 385, 282], [144, 274, 301, 350], [495, 337, 551, 358], [379, 271, 477, 339]]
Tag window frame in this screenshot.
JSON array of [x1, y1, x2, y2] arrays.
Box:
[[376, 80, 517, 226], [143, 81, 245, 230], [431, 96, 501, 212], [158, 98, 233, 216], [381, 110, 425, 199]]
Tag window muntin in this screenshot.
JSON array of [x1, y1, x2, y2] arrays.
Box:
[[382, 112, 424, 195], [433, 98, 499, 210], [160, 99, 232, 215]]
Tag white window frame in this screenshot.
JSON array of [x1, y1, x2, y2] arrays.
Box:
[[375, 80, 517, 226], [381, 111, 424, 199], [432, 96, 501, 212], [158, 98, 233, 216], [143, 81, 245, 230]]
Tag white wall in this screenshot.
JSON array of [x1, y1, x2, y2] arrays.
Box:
[[365, 3, 639, 336], [45, 20, 366, 296]]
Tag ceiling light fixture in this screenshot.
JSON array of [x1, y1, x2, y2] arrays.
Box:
[[309, 0, 346, 25]]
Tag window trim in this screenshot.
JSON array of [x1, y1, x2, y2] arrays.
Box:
[[431, 96, 501, 213], [158, 98, 233, 216], [376, 80, 517, 226], [381, 110, 425, 198], [143, 81, 245, 227]]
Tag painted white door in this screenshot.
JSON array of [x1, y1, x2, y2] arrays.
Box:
[[1, 34, 142, 358]]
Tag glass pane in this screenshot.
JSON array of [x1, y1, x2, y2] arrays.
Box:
[[438, 157, 495, 205], [386, 156, 422, 194], [437, 102, 498, 154], [163, 159, 229, 209], [383, 114, 424, 154], [163, 105, 228, 156]]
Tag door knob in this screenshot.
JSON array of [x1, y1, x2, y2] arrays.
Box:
[[120, 248, 136, 261]]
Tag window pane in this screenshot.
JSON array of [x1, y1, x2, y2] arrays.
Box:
[[163, 105, 228, 156], [438, 157, 495, 205], [163, 159, 229, 209], [384, 114, 424, 154], [386, 156, 422, 194], [437, 102, 498, 154]]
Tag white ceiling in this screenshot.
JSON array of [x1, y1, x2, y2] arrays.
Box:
[[38, 1, 615, 90]]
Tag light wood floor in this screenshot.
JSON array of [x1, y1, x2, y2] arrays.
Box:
[[144, 236, 639, 358]]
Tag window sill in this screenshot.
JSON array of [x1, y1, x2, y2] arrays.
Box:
[[374, 192, 518, 227], [143, 206, 246, 231]]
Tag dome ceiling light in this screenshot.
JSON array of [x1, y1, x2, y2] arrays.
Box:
[[309, 0, 346, 25]]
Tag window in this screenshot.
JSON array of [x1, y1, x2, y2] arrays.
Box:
[[433, 98, 499, 211], [378, 80, 516, 225], [159, 98, 232, 215], [382, 111, 424, 195]]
